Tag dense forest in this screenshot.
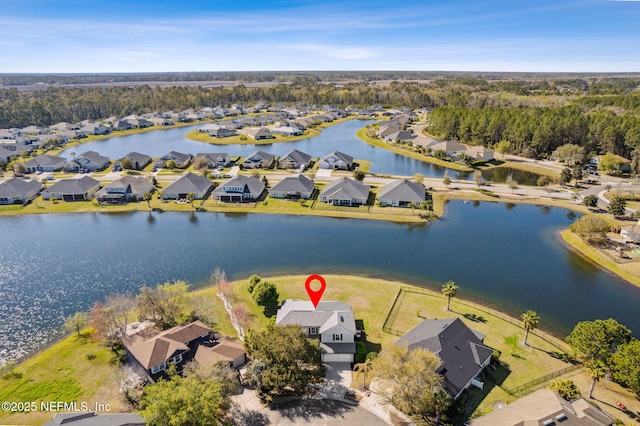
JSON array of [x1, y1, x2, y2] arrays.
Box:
[[1, 75, 640, 160]]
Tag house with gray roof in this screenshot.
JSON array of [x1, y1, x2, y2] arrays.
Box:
[[80, 122, 111, 135], [64, 151, 110, 172], [319, 177, 370, 206], [384, 130, 415, 144], [269, 175, 315, 199], [22, 125, 48, 135], [122, 151, 151, 170], [395, 318, 493, 400], [49, 122, 79, 131], [195, 152, 231, 169], [270, 126, 303, 136], [0, 146, 18, 163], [111, 120, 134, 131], [159, 151, 192, 168], [431, 140, 467, 158], [242, 151, 275, 169], [42, 176, 101, 201], [160, 172, 212, 200], [318, 151, 354, 170], [24, 154, 67, 173], [378, 179, 426, 207], [245, 127, 273, 140], [466, 145, 495, 161], [278, 149, 312, 169], [0, 178, 42, 204], [468, 388, 614, 426], [275, 299, 357, 363], [96, 176, 154, 204], [212, 175, 265, 202], [125, 118, 153, 128], [209, 127, 238, 138]]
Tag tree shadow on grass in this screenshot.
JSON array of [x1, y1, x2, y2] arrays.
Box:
[[276, 399, 355, 423], [528, 346, 579, 365], [463, 313, 487, 323], [355, 319, 382, 355]]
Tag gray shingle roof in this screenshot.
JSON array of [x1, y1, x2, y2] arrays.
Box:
[[320, 177, 369, 200], [319, 151, 354, 166], [43, 176, 100, 196], [212, 175, 265, 197], [0, 178, 42, 199], [162, 172, 212, 196], [378, 179, 426, 203], [275, 300, 357, 334], [395, 318, 493, 399], [269, 175, 315, 194], [244, 150, 275, 164], [280, 149, 312, 165], [124, 151, 151, 166], [78, 151, 109, 165], [24, 154, 67, 169]]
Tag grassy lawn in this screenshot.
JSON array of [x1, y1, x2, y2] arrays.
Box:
[[0, 331, 125, 425], [560, 229, 640, 288]]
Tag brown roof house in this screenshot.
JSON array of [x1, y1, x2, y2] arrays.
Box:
[[124, 320, 246, 381]]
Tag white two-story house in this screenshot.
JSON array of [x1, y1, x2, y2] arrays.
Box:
[[275, 299, 357, 363]]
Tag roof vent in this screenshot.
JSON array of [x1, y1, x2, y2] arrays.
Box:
[[555, 414, 567, 422], [542, 420, 555, 426]]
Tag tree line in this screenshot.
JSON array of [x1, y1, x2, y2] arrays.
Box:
[[2, 76, 639, 129], [427, 105, 640, 160]]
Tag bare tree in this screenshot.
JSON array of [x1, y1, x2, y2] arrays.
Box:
[[89, 293, 136, 354]]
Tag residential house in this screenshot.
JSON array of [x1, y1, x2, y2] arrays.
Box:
[[218, 120, 242, 130], [55, 130, 86, 140], [271, 126, 303, 136], [245, 127, 273, 140], [319, 177, 370, 206], [317, 151, 354, 170], [24, 154, 67, 173], [124, 320, 244, 381], [275, 299, 357, 363], [111, 120, 134, 131], [126, 118, 153, 128], [121, 152, 151, 170], [412, 136, 440, 149], [242, 151, 275, 169], [148, 116, 174, 126], [37, 134, 68, 146], [195, 153, 231, 169], [0, 129, 22, 139], [378, 179, 426, 207], [0, 178, 42, 204], [64, 151, 110, 172], [160, 172, 212, 200], [384, 130, 415, 143], [199, 123, 221, 133], [468, 388, 614, 426], [395, 318, 493, 400], [41, 176, 101, 201], [49, 122, 79, 131], [194, 337, 247, 369], [376, 124, 401, 138], [466, 146, 495, 161], [431, 140, 467, 158], [95, 176, 154, 204], [159, 151, 192, 168], [22, 125, 48, 135], [0, 146, 17, 163], [278, 149, 312, 169], [80, 122, 111, 135], [313, 112, 335, 123], [210, 127, 238, 138], [212, 175, 265, 202], [269, 175, 315, 199], [44, 412, 145, 426]]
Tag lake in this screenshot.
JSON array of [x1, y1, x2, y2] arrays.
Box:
[[1, 201, 639, 363], [59, 120, 540, 184]]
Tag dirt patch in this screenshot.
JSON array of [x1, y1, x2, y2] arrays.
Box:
[[348, 295, 370, 310]]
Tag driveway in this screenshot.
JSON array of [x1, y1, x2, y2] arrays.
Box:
[[316, 168, 332, 178], [313, 362, 352, 400], [229, 396, 388, 426]]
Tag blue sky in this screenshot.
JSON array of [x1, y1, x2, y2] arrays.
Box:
[[1, 0, 639, 73]]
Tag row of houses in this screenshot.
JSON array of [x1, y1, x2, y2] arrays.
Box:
[[0, 170, 427, 208], [376, 121, 495, 161]]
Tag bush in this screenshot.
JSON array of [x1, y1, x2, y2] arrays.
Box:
[[355, 342, 367, 363], [86, 352, 97, 361], [248, 275, 261, 293]]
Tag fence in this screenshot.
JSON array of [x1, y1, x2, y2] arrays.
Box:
[[381, 286, 581, 396], [502, 363, 583, 396]]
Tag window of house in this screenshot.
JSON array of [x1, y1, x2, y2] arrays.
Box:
[[333, 334, 342, 341], [172, 353, 183, 364], [308, 327, 318, 335], [151, 361, 167, 374]]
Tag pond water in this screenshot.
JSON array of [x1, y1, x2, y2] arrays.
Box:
[[1, 201, 639, 363], [59, 120, 540, 184]]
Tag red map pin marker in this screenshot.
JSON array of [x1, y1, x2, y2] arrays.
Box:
[[305, 274, 326, 309]]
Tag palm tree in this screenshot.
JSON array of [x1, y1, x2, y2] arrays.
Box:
[[586, 359, 605, 399], [354, 352, 377, 390], [432, 390, 451, 426], [143, 192, 152, 208], [442, 170, 451, 188], [521, 310, 540, 346], [441, 281, 458, 311], [186, 192, 196, 208]]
